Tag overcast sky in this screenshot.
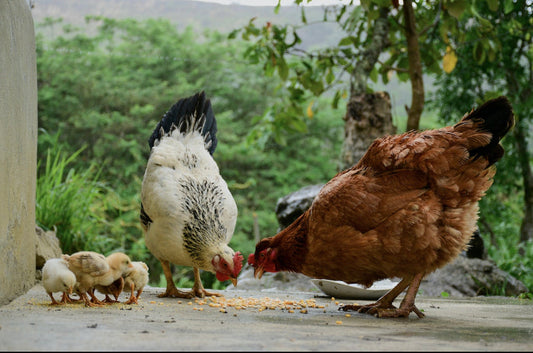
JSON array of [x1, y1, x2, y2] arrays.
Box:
[[192, 0, 353, 6]]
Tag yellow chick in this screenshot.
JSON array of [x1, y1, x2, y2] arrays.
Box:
[[42, 258, 76, 305], [124, 261, 149, 305], [62, 251, 133, 307]]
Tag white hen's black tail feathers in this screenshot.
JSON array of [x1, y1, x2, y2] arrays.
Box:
[[148, 91, 218, 155], [457, 96, 515, 167]]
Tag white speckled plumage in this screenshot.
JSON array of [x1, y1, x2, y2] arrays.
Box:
[[140, 92, 241, 298]]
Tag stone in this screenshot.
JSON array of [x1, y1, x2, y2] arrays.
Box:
[[275, 184, 323, 230], [419, 256, 528, 297], [35, 225, 62, 269]]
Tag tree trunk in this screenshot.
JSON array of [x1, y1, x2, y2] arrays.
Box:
[[342, 92, 396, 168], [402, 0, 424, 132], [341, 6, 394, 169], [514, 119, 533, 253], [506, 67, 533, 253]]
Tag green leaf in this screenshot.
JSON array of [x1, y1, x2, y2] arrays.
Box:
[[446, 0, 467, 19], [473, 41, 486, 64], [227, 29, 239, 40], [369, 67, 378, 83], [338, 36, 354, 47], [486, 0, 499, 12], [440, 291, 450, 298], [503, 0, 514, 14], [301, 6, 307, 24], [277, 56, 289, 81], [326, 68, 335, 85]]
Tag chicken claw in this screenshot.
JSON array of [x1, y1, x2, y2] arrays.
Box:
[[158, 287, 195, 299], [339, 274, 425, 318], [60, 293, 82, 304]]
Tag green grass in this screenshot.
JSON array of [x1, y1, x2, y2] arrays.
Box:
[[36, 131, 112, 254]]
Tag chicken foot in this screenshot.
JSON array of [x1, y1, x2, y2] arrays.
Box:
[[125, 284, 143, 305], [339, 274, 425, 318], [101, 294, 120, 304], [376, 273, 425, 318], [47, 293, 64, 305], [60, 292, 82, 304], [80, 291, 104, 307], [157, 260, 195, 299]]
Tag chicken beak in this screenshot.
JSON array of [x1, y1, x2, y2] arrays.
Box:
[[68, 286, 73, 295], [254, 266, 265, 280], [230, 278, 238, 287]]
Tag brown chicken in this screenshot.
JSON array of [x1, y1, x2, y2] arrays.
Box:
[[248, 96, 514, 318]]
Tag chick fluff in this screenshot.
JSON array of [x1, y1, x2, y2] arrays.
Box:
[[42, 258, 77, 305], [124, 261, 149, 305]]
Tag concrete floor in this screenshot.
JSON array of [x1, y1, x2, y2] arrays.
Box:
[[0, 284, 532, 351]]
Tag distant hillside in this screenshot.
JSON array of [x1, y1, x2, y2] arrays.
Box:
[[30, 0, 344, 49], [30, 0, 421, 116]]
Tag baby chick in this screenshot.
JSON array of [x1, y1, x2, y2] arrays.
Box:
[[94, 277, 125, 304], [42, 258, 76, 306], [124, 261, 149, 305], [63, 251, 133, 307]]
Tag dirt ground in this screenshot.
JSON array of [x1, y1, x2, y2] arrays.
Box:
[[0, 284, 532, 351]]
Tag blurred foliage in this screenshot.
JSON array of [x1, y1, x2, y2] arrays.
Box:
[[228, 0, 515, 137], [35, 1, 532, 294], [35, 16, 343, 287]]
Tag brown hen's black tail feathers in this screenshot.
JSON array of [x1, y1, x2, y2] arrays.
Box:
[[459, 96, 515, 166]]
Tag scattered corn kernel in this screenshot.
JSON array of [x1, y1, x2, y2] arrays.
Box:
[[345, 314, 351, 318], [336, 320, 343, 325]]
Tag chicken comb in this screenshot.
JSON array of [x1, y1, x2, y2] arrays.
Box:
[[247, 253, 255, 266], [233, 251, 244, 277]]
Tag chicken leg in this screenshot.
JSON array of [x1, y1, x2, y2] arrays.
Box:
[[339, 273, 425, 318], [191, 267, 222, 298], [125, 284, 144, 305], [157, 260, 195, 298], [47, 293, 63, 305], [80, 291, 104, 307], [60, 292, 82, 304]]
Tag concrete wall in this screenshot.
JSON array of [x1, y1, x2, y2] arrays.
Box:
[[0, 0, 38, 306]]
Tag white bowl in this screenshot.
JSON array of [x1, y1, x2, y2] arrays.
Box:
[[310, 278, 399, 300]]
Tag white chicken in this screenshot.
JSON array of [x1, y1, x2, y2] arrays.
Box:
[[140, 91, 243, 299], [62, 251, 133, 307], [42, 258, 77, 305], [123, 261, 149, 304]]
